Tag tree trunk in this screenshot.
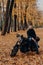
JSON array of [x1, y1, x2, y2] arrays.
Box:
[[2, 0, 4, 21], [1, 0, 10, 35], [23, 16, 28, 29], [1, 0, 14, 35], [18, 21, 20, 31], [7, 0, 14, 33], [7, 16, 11, 33], [20, 20, 23, 30], [14, 15, 17, 32]]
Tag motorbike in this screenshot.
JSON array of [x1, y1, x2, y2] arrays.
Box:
[[10, 34, 40, 57]]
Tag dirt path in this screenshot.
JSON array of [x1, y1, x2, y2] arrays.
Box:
[[0, 28, 43, 65]]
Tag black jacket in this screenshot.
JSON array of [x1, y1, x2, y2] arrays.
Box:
[[27, 28, 36, 39]]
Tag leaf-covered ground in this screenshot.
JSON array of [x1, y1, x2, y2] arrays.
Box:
[[0, 28, 43, 65]]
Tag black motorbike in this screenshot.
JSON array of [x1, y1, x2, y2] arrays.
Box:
[[10, 34, 40, 57]]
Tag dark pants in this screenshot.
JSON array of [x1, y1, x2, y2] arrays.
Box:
[[29, 40, 39, 53]]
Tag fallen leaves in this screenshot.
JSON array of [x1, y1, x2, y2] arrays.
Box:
[[0, 28, 43, 65]]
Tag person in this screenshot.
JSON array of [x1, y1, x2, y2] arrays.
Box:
[[27, 22, 40, 54], [27, 22, 36, 40]]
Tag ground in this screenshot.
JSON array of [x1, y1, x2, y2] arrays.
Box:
[[0, 28, 43, 65]]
